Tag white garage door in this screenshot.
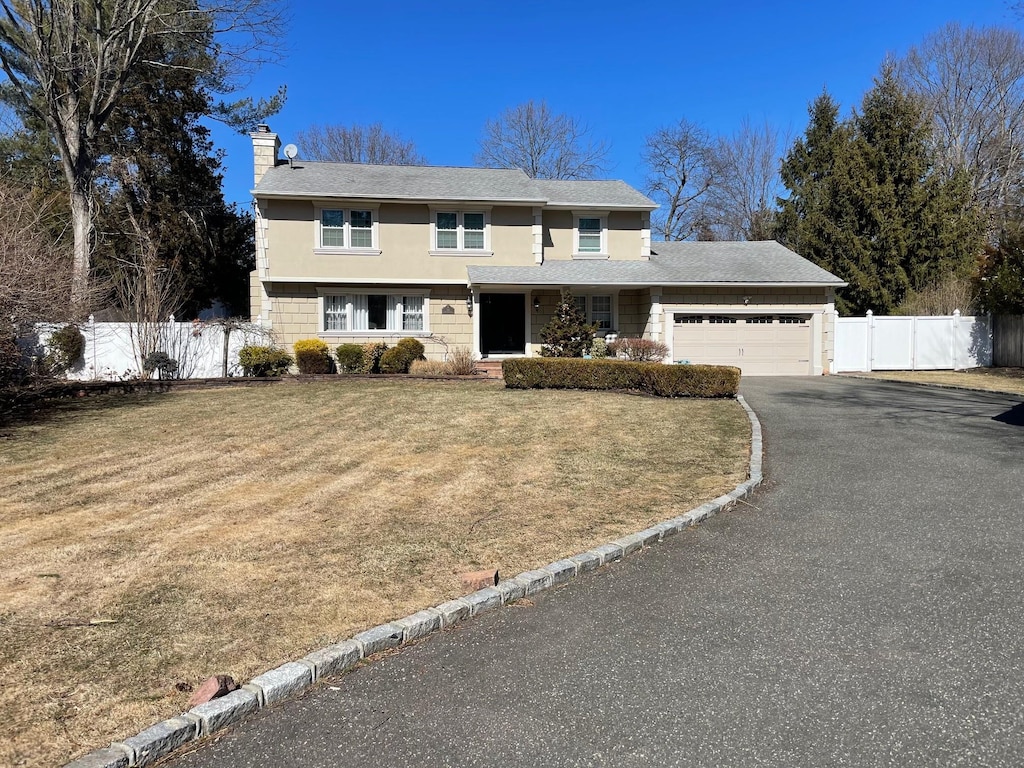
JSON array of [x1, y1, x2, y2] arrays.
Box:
[[671, 314, 812, 376]]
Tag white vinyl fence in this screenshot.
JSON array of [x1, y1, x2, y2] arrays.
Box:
[[834, 311, 992, 373], [35, 316, 269, 381]]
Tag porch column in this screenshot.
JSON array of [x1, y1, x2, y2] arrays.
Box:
[[470, 287, 481, 360]]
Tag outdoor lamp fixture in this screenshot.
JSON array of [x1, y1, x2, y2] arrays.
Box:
[[533, 297, 541, 311], [743, 296, 751, 306], [466, 295, 473, 316]]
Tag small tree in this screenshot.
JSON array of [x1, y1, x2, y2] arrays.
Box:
[[540, 289, 597, 357]]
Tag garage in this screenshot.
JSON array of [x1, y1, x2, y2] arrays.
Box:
[[671, 313, 813, 376]]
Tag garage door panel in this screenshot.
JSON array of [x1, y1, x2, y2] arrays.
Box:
[[672, 314, 812, 376]]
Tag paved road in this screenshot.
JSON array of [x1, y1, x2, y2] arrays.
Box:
[[172, 377, 1024, 767]]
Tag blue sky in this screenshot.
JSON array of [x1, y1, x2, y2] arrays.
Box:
[[209, 0, 1020, 209]]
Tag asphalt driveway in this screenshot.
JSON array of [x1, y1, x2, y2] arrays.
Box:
[[172, 377, 1024, 767]]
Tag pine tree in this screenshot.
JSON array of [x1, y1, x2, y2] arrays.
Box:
[[539, 289, 597, 357], [776, 69, 983, 315]]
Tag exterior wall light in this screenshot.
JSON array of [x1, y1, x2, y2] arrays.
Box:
[[466, 294, 473, 316], [533, 297, 541, 311]]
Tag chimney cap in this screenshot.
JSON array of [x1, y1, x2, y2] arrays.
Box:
[[256, 124, 271, 133]]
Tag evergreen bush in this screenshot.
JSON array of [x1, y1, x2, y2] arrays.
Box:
[[502, 358, 739, 398], [335, 343, 365, 373], [46, 324, 85, 373], [238, 345, 292, 377], [539, 289, 598, 357], [293, 338, 332, 374]]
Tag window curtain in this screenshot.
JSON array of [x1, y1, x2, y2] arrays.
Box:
[[387, 296, 400, 331], [351, 294, 368, 330]]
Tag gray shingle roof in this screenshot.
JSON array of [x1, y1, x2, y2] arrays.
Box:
[[467, 241, 846, 286], [254, 162, 657, 208], [530, 179, 657, 209], [256, 162, 545, 203]]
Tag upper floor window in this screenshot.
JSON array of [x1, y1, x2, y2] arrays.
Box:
[[573, 212, 608, 257], [433, 210, 489, 253], [316, 207, 379, 252]]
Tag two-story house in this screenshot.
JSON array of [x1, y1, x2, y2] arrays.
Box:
[[249, 125, 845, 375]]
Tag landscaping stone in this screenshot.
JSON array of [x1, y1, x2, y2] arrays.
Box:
[[352, 623, 404, 657], [495, 577, 527, 604], [712, 494, 734, 508], [189, 688, 259, 737], [516, 569, 554, 596], [64, 745, 130, 768], [463, 586, 502, 616], [542, 559, 577, 586], [568, 551, 602, 573], [459, 569, 499, 592], [432, 598, 471, 628], [247, 662, 313, 707], [120, 717, 197, 766], [186, 675, 238, 708], [590, 543, 625, 565], [394, 610, 442, 642], [302, 640, 361, 682]]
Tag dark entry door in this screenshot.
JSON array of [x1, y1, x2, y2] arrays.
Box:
[[480, 293, 526, 356]]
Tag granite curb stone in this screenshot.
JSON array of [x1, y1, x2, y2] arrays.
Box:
[[65, 394, 764, 767], [302, 640, 360, 682]]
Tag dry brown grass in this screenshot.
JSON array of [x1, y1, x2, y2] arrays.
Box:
[[0, 379, 749, 767], [853, 368, 1024, 397]]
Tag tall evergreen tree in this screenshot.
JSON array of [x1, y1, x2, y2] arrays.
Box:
[[776, 69, 982, 314]]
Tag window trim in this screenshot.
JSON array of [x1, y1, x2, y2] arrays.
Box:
[[313, 204, 382, 255], [429, 207, 493, 256], [572, 211, 609, 259], [317, 288, 431, 335], [572, 292, 616, 334]]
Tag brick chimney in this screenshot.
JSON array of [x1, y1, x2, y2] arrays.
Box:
[[251, 124, 281, 187]]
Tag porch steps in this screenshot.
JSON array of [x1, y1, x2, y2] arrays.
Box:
[[474, 360, 505, 379]]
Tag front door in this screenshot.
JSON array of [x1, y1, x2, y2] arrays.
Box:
[[480, 293, 526, 356]]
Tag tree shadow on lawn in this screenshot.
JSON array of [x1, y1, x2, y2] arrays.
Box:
[[0, 384, 166, 434]]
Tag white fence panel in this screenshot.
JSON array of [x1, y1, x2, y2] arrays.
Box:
[[914, 317, 955, 369], [834, 318, 870, 372], [871, 317, 914, 370], [38, 319, 268, 380], [835, 313, 992, 372]]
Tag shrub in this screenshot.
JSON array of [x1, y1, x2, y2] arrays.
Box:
[[501, 358, 739, 398], [607, 337, 669, 362], [335, 343, 365, 373], [589, 337, 608, 358], [447, 346, 476, 375], [380, 337, 426, 373], [238, 345, 292, 377], [410, 359, 452, 376], [142, 351, 179, 379], [539, 288, 598, 357], [46, 324, 85, 373], [294, 338, 332, 374], [361, 342, 388, 373]]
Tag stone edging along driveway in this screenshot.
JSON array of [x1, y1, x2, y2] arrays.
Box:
[[67, 396, 765, 768]]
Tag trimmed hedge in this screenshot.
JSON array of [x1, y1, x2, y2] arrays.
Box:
[[238, 345, 292, 377], [501, 358, 740, 398], [294, 338, 332, 374], [336, 343, 365, 373], [380, 337, 426, 374]]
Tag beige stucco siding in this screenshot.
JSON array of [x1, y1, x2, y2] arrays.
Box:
[[264, 282, 472, 361], [261, 200, 536, 282], [542, 210, 645, 261]]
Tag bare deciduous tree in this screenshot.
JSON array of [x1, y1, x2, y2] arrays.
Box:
[[898, 23, 1024, 223], [476, 100, 610, 179], [0, 0, 285, 308], [705, 118, 786, 241], [641, 118, 714, 241], [295, 122, 425, 164]]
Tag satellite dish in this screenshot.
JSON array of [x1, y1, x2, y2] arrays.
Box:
[[283, 143, 298, 159]]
